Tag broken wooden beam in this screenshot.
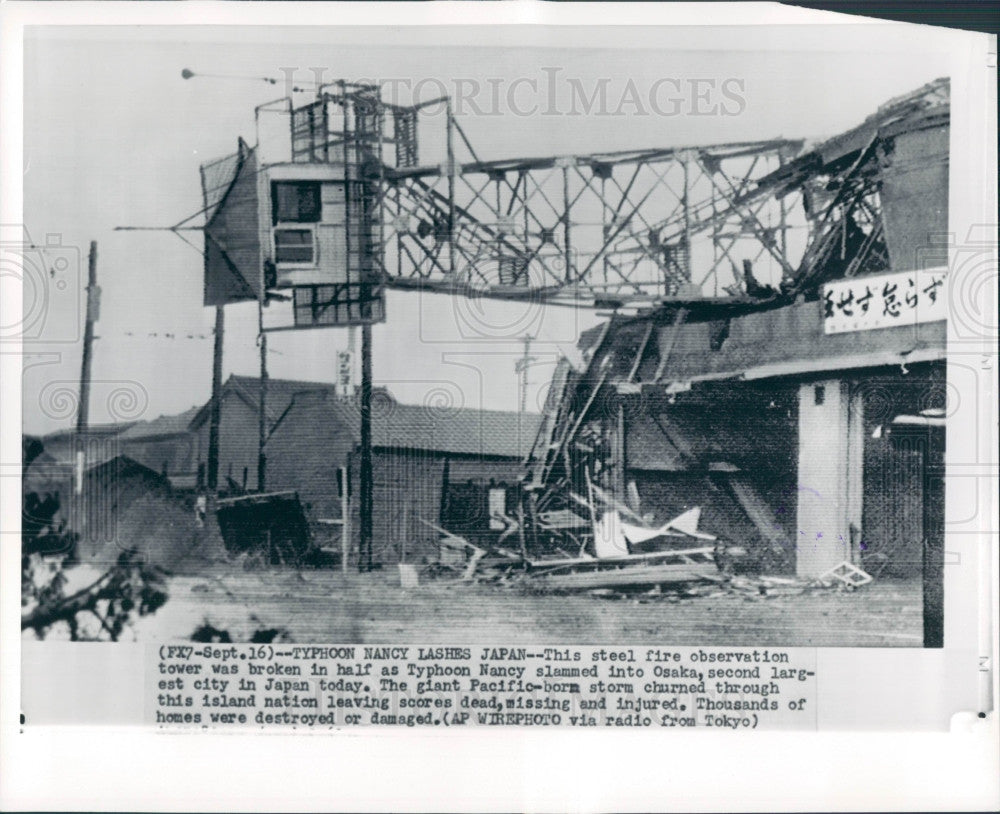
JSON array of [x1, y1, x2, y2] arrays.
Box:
[[538, 561, 720, 591], [527, 545, 716, 572], [463, 549, 486, 581], [653, 307, 689, 382], [724, 475, 794, 557]]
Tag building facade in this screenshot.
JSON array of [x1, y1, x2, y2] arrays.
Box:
[[265, 390, 541, 565]]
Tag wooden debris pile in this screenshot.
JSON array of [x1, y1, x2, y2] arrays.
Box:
[[421, 509, 875, 602], [420, 499, 745, 594], [728, 561, 875, 600]]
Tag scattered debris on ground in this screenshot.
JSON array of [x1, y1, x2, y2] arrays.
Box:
[[418, 507, 876, 602], [414, 500, 873, 602]]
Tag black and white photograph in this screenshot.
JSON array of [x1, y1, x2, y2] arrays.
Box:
[[15, 29, 961, 646], [2, 3, 997, 810]]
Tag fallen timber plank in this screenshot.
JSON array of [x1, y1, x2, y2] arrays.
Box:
[[419, 518, 484, 554], [527, 545, 715, 572], [724, 475, 793, 555], [419, 518, 519, 580], [540, 562, 721, 591], [463, 550, 486, 581], [477, 556, 520, 570]]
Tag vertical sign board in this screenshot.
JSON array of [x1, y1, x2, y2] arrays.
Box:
[[336, 350, 353, 396], [822, 267, 948, 334]]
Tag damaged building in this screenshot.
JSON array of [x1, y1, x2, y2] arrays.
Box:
[[47, 74, 947, 641], [522, 78, 948, 639]]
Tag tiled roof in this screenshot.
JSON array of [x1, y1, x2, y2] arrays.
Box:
[[274, 390, 542, 459], [229, 375, 340, 425], [36, 433, 127, 469], [41, 422, 136, 443], [119, 406, 202, 441], [372, 402, 542, 459], [190, 375, 394, 430], [187, 375, 333, 429]]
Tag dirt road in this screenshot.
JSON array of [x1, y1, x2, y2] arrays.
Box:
[[133, 567, 923, 646]]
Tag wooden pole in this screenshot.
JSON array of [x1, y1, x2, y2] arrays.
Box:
[[206, 305, 225, 503], [257, 299, 268, 492], [75, 241, 98, 494], [340, 466, 351, 574], [359, 320, 374, 571], [922, 428, 944, 648]]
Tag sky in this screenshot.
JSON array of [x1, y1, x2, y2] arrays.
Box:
[[20, 24, 951, 435]]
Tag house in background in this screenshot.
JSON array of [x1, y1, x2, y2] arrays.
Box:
[[188, 375, 337, 494], [37, 408, 203, 491], [265, 390, 542, 565], [34, 375, 346, 494], [116, 406, 202, 489], [22, 448, 208, 571], [186, 374, 395, 494], [37, 422, 138, 475], [34, 374, 535, 567]]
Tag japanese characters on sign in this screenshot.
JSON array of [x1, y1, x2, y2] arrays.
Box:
[[822, 267, 948, 334], [337, 350, 353, 389]]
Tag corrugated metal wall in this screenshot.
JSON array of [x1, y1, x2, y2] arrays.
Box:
[[862, 432, 926, 577]]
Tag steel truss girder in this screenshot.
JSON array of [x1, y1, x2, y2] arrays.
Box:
[[373, 138, 804, 305]]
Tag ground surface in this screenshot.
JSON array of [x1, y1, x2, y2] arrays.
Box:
[[131, 566, 924, 646]]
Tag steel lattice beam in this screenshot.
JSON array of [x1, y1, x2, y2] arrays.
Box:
[[215, 78, 947, 311], [375, 138, 805, 307]]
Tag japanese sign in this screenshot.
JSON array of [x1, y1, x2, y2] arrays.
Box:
[[822, 267, 947, 334], [336, 350, 353, 394]]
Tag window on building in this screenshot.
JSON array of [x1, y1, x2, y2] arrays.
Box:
[[274, 228, 315, 264], [272, 181, 321, 224]]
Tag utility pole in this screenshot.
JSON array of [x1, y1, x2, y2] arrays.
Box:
[[359, 321, 373, 571], [257, 298, 268, 493], [206, 305, 224, 505], [348, 326, 357, 391], [75, 241, 98, 494], [515, 334, 537, 414]]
